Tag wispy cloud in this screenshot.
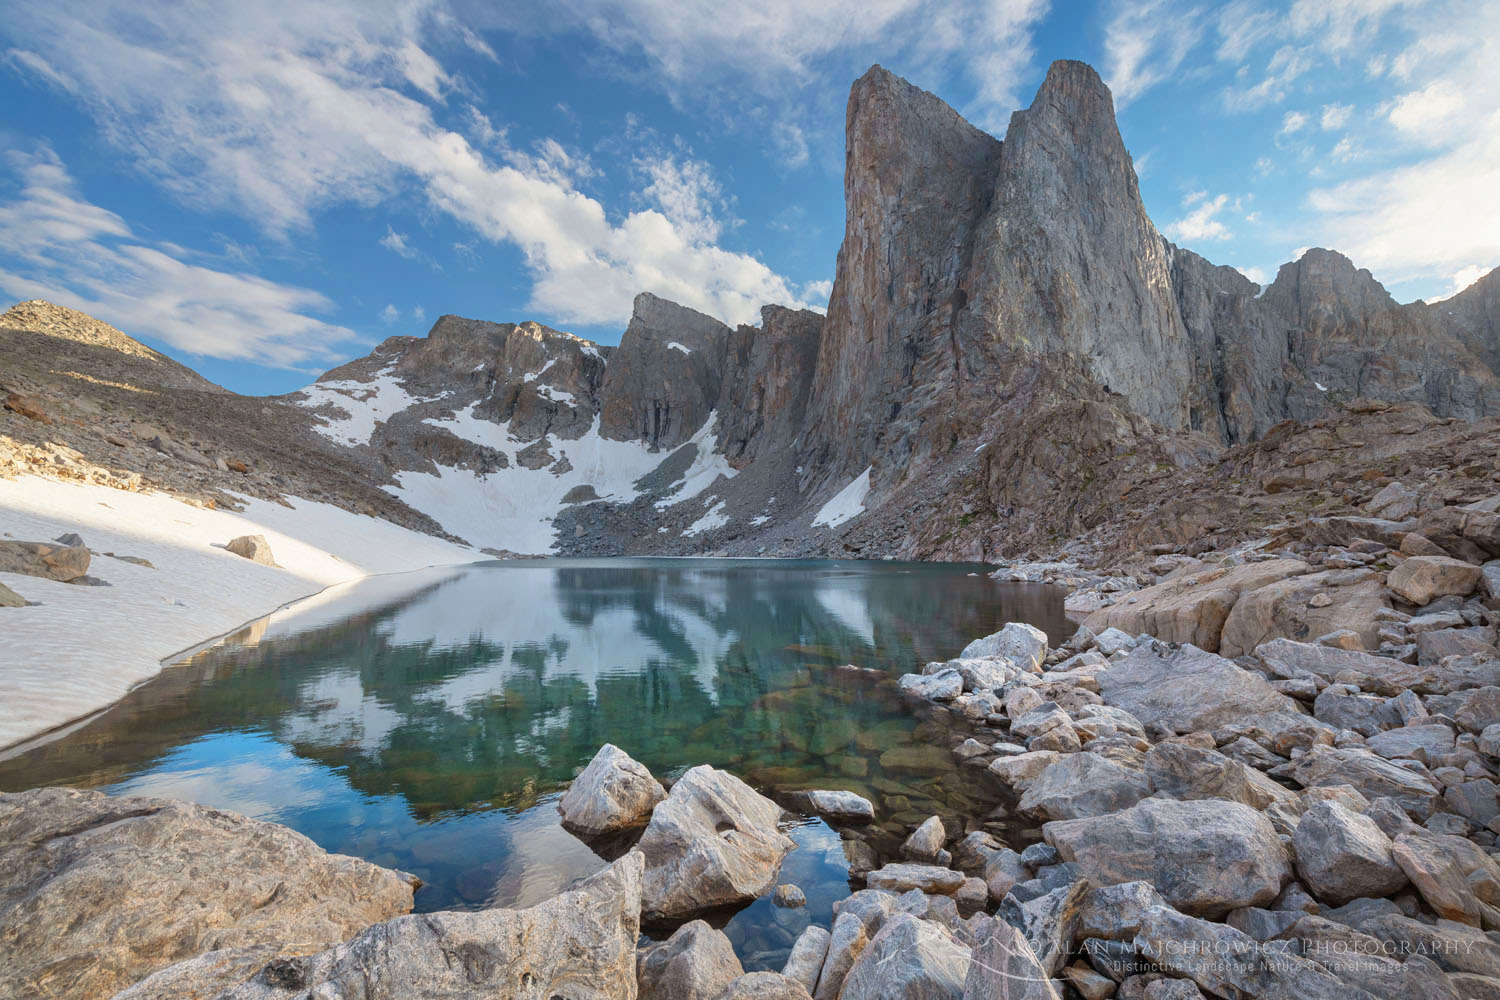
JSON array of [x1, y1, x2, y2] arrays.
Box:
[[1163, 191, 1235, 242], [379, 226, 417, 259], [0, 147, 360, 366], [1, 0, 826, 330], [1103, 0, 1205, 106]]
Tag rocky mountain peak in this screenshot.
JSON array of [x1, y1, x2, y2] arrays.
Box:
[[0, 299, 220, 393]]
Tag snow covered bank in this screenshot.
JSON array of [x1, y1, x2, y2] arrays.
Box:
[[0, 476, 482, 750]]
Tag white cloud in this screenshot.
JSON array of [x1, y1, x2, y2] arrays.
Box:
[[0, 148, 360, 366], [1214, 0, 1278, 62], [804, 279, 833, 303], [1163, 192, 1234, 242], [1427, 263, 1491, 301], [1302, 0, 1500, 293], [1223, 44, 1313, 109], [379, 226, 416, 258], [380, 303, 400, 323], [2, 0, 824, 330], [1235, 264, 1269, 284], [1320, 102, 1354, 129], [413, 304, 426, 321], [4, 48, 77, 92], [1102, 0, 1205, 106], [1280, 110, 1310, 134]]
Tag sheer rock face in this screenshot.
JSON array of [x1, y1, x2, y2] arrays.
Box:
[[599, 293, 733, 451], [719, 305, 824, 469], [0, 787, 414, 1000]]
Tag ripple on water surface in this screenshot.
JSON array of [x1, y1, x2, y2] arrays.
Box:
[[0, 558, 1068, 968]]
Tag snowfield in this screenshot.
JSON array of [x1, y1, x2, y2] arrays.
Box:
[[813, 466, 872, 528], [0, 476, 481, 750]]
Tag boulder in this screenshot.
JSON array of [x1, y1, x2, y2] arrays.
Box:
[[713, 972, 814, 1000], [1291, 801, 1408, 905], [1365, 724, 1456, 762], [1367, 482, 1419, 520], [1277, 914, 1462, 1000], [962, 916, 1061, 999], [1387, 555, 1483, 605], [1482, 560, 1500, 599], [0, 787, 414, 1000], [1281, 746, 1444, 821], [637, 765, 795, 922], [900, 670, 964, 701], [1082, 559, 1308, 651], [1096, 643, 1298, 734], [787, 789, 875, 823], [1416, 625, 1498, 665], [1426, 686, 1500, 734], [902, 815, 946, 860], [1134, 904, 1373, 999], [638, 920, 745, 1000], [812, 910, 869, 1000], [961, 622, 1048, 671], [988, 751, 1063, 792], [0, 539, 91, 581], [781, 925, 831, 993], [998, 876, 1089, 976], [1044, 798, 1291, 918], [0, 582, 23, 607], [1218, 568, 1389, 656], [558, 743, 666, 836], [218, 852, 643, 999], [1018, 752, 1152, 821], [865, 863, 967, 895], [838, 913, 969, 1000], [225, 534, 277, 567], [1077, 881, 1169, 941], [1391, 831, 1500, 927]]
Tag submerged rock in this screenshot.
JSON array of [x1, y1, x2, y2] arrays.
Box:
[[558, 743, 667, 836], [0, 787, 414, 1000], [637, 765, 795, 923]]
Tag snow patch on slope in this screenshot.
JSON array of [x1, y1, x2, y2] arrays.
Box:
[[685, 499, 728, 536], [813, 467, 871, 528], [296, 366, 424, 447], [390, 414, 736, 554]]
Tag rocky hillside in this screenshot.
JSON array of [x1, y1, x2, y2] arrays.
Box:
[[3, 59, 1498, 566]]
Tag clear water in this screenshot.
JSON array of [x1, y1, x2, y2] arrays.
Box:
[[0, 558, 1067, 968]]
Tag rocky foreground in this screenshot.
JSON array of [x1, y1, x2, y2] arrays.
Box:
[[4, 481, 1499, 999]]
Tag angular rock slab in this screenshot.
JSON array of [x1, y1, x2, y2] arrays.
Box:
[[638, 919, 744, 1000], [0, 787, 414, 1000], [1017, 751, 1151, 821], [713, 972, 814, 1000], [962, 916, 1061, 999], [220, 852, 644, 999], [1282, 745, 1444, 821], [1044, 797, 1290, 918], [1097, 642, 1298, 734], [1387, 555, 1482, 605], [961, 622, 1048, 671], [839, 913, 970, 1000], [638, 765, 795, 923], [559, 743, 667, 836], [1291, 801, 1407, 905]]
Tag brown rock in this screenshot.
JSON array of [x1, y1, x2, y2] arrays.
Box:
[[225, 534, 277, 567], [1387, 555, 1483, 605], [0, 540, 91, 582], [1219, 568, 1390, 656], [1084, 559, 1309, 651]]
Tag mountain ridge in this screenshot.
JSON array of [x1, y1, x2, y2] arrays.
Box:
[[3, 59, 1498, 567]]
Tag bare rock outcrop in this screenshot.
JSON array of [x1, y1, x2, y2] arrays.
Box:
[[0, 787, 414, 1000]]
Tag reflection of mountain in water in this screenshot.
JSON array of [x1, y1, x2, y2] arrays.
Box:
[[0, 560, 1067, 828]]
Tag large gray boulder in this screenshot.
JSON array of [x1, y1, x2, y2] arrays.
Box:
[[713, 972, 814, 1000], [1083, 560, 1309, 651], [225, 534, 277, 567], [1044, 798, 1291, 917], [1291, 801, 1408, 905], [781, 925, 831, 993], [1218, 567, 1389, 656], [637, 765, 795, 922], [1017, 752, 1151, 821], [638, 919, 744, 1000], [1097, 642, 1298, 734], [559, 743, 667, 836], [961, 916, 1061, 999], [786, 789, 874, 823], [1387, 555, 1483, 605], [218, 852, 644, 999], [0, 787, 414, 1000], [838, 913, 969, 1000], [1281, 745, 1444, 820], [960, 622, 1048, 671]]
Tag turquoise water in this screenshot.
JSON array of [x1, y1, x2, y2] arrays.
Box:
[[0, 558, 1067, 967]]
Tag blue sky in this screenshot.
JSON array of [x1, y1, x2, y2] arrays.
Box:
[[2, 0, 1496, 395]]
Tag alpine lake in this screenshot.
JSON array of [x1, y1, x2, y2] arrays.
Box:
[[0, 558, 1069, 970]]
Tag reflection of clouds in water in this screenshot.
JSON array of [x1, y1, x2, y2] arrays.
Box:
[[112, 734, 331, 823], [282, 670, 405, 754], [486, 794, 609, 909]]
